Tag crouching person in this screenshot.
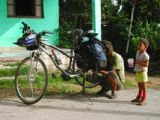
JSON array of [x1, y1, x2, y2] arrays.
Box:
[[98, 40, 125, 99]]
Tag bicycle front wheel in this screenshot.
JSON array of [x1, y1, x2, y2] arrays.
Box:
[[15, 56, 48, 105]]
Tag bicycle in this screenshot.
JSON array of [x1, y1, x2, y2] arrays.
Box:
[[14, 22, 101, 105]]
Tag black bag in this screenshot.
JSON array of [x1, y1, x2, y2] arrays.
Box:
[[75, 38, 107, 70]]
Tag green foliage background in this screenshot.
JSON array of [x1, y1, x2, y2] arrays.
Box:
[[59, 0, 160, 74]]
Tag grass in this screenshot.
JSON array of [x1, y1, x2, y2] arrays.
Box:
[[0, 73, 101, 97], [46, 74, 101, 95], [0, 79, 15, 89], [0, 65, 29, 77], [0, 75, 136, 98], [0, 70, 159, 98], [123, 79, 136, 89], [0, 62, 19, 77], [0, 69, 17, 77], [0, 76, 137, 90]]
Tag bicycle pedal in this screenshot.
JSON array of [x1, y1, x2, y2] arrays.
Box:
[[52, 73, 58, 78], [61, 73, 70, 81]]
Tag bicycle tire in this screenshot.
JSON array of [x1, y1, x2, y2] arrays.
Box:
[[75, 70, 101, 88], [15, 56, 48, 105], [72, 58, 100, 88]]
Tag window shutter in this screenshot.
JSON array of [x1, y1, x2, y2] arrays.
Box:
[[35, 0, 43, 17], [7, 0, 15, 16]]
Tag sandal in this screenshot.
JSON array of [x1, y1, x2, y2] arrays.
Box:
[[131, 97, 142, 103], [109, 94, 117, 99]]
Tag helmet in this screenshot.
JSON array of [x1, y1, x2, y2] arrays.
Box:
[[14, 34, 37, 47], [84, 30, 98, 37], [24, 34, 36, 46]]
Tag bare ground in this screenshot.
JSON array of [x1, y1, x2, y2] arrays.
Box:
[[0, 89, 160, 120], [126, 72, 160, 89]]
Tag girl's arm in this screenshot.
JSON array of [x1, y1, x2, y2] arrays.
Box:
[[136, 60, 149, 67]]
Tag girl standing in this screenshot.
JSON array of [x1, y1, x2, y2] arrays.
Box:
[[132, 38, 150, 105]]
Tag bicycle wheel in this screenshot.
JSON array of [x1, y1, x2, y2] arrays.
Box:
[[75, 69, 101, 88], [72, 55, 100, 88], [15, 56, 48, 105]]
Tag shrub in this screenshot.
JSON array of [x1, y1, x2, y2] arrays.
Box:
[[131, 20, 160, 60], [58, 21, 76, 48]]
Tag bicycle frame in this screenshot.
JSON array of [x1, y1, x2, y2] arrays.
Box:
[[33, 41, 82, 78]]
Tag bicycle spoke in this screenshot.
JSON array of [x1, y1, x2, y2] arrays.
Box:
[[15, 57, 48, 105], [75, 70, 101, 88]]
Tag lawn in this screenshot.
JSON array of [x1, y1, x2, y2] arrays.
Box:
[[0, 66, 159, 98]]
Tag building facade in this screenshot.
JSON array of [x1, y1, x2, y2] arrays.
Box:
[[0, 0, 59, 47], [0, 0, 101, 48]]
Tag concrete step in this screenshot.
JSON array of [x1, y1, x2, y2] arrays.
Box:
[[0, 76, 15, 80], [0, 51, 30, 62], [0, 65, 17, 70]]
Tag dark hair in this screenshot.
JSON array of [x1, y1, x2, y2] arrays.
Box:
[[101, 40, 114, 53], [139, 38, 149, 49]]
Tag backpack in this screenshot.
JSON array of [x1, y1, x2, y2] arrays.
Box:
[[75, 37, 107, 70]]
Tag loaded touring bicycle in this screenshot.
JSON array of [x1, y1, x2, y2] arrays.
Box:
[[14, 22, 107, 105]]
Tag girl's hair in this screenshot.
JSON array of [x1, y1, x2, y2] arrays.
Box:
[[139, 38, 149, 49], [101, 40, 114, 53]]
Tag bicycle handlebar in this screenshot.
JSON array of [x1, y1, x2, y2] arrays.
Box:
[[22, 22, 29, 28], [21, 21, 31, 34], [40, 30, 54, 36], [21, 22, 53, 36]]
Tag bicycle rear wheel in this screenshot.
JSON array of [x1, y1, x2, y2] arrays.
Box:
[[72, 56, 101, 88], [15, 56, 48, 105], [75, 70, 101, 88]]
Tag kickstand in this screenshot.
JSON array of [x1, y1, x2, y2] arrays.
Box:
[[82, 76, 93, 105]]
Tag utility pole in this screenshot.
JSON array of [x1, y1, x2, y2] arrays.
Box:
[[126, 0, 137, 54]]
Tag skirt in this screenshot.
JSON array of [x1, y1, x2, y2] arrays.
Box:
[[135, 71, 148, 82]]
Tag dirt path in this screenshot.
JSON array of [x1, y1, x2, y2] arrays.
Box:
[[0, 89, 160, 120]]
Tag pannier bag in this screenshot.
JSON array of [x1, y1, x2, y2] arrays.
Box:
[[75, 37, 107, 70]]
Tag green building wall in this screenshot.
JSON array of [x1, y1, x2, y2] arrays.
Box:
[[0, 0, 59, 47]]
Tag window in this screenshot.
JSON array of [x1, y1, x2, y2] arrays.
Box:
[[7, 0, 43, 18]]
